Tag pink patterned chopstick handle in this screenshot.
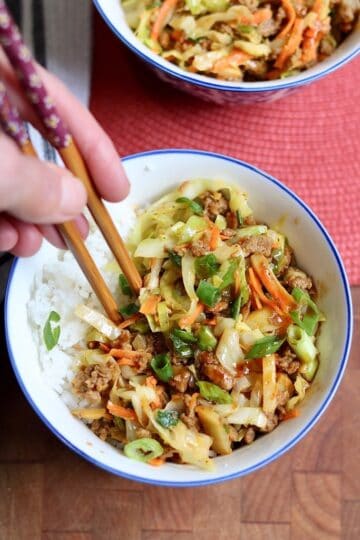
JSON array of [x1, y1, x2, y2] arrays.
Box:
[[0, 79, 29, 146], [0, 0, 72, 149]]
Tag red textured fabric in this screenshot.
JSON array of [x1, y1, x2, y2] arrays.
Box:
[[90, 13, 360, 284]]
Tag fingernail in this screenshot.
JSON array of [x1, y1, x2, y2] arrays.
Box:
[[59, 175, 87, 216]]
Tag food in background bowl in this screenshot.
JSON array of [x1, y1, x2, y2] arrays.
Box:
[[122, 0, 359, 81], [5, 150, 352, 486], [50, 181, 324, 470]]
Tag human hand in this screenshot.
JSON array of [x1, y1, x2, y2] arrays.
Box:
[[0, 50, 129, 257]]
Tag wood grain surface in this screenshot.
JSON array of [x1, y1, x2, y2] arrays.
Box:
[[0, 288, 359, 540]]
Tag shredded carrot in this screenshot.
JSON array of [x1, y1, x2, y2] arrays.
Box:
[[248, 267, 284, 317], [275, 17, 305, 69], [149, 457, 166, 467], [99, 342, 110, 353], [312, 0, 324, 15], [117, 358, 136, 366], [204, 317, 217, 326], [106, 401, 137, 420], [140, 295, 161, 315], [276, 0, 297, 40], [282, 408, 300, 420], [212, 50, 251, 74], [301, 29, 323, 64], [250, 255, 297, 313], [109, 349, 144, 359], [151, 0, 178, 42], [252, 7, 272, 25], [179, 303, 204, 329], [209, 226, 220, 251], [118, 313, 141, 328]]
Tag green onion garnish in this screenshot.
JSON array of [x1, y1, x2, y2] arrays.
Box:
[[236, 210, 243, 227], [197, 326, 217, 351], [43, 310, 61, 351], [231, 295, 242, 319], [246, 335, 285, 359], [290, 287, 323, 336], [151, 353, 173, 382], [197, 381, 232, 404], [172, 328, 197, 343], [195, 253, 220, 279], [176, 197, 204, 216], [218, 259, 237, 291], [156, 409, 179, 428], [170, 332, 193, 359], [129, 319, 149, 334], [119, 303, 139, 318], [123, 438, 163, 463], [119, 274, 132, 296], [196, 280, 221, 307]]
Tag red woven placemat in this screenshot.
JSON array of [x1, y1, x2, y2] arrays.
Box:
[[91, 13, 360, 285]]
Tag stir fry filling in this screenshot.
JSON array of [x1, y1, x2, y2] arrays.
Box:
[[69, 180, 324, 470], [121, 0, 359, 81]]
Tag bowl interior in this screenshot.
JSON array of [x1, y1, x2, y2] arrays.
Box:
[[5, 150, 352, 486], [94, 0, 360, 91]]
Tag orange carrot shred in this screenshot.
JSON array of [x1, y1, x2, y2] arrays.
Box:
[[275, 17, 305, 70], [118, 313, 141, 328], [282, 409, 300, 421], [106, 401, 137, 420], [209, 226, 220, 251], [179, 303, 204, 329], [252, 7, 272, 24], [151, 0, 178, 42], [99, 342, 110, 353], [109, 349, 144, 359], [149, 457, 166, 467], [276, 0, 297, 40], [140, 295, 161, 315]]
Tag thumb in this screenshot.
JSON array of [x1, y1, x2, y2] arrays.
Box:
[[0, 136, 87, 224]]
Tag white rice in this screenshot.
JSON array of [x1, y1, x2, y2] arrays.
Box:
[[27, 204, 137, 407]]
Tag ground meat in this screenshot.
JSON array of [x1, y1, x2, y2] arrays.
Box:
[[277, 347, 300, 375], [169, 367, 191, 393], [259, 7, 285, 37], [207, 300, 229, 314], [277, 245, 292, 276], [190, 236, 210, 257], [197, 351, 234, 391], [283, 266, 313, 290], [90, 418, 112, 441], [261, 413, 279, 433], [181, 393, 200, 430], [146, 332, 167, 355], [159, 30, 170, 49], [244, 427, 256, 444], [244, 214, 256, 225], [338, 0, 360, 25], [72, 360, 118, 404], [199, 191, 229, 220], [235, 0, 259, 10], [221, 228, 236, 238], [239, 234, 273, 257], [294, 1, 307, 17]]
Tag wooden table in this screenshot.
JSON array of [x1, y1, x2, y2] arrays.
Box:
[[0, 289, 359, 540]]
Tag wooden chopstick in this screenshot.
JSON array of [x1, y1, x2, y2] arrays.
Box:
[[0, 1, 143, 315], [0, 80, 122, 323]]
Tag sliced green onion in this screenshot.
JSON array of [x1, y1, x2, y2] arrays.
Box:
[[197, 326, 217, 351], [246, 335, 285, 359], [43, 310, 61, 351], [151, 353, 173, 382], [172, 328, 197, 343], [231, 295, 242, 319], [195, 253, 220, 279], [196, 280, 221, 307], [113, 416, 125, 430], [237, 24, 253, 33], [236, 210, 243, 227], [218, 259, 237, 291], [170, 332, 194, 358], [119, 303, 139, 318], [234, 225, 267, 239], [197, 381, 232, 404], [123, 438, 163, 463], [119, 274, 132, 296], [156, 409, 179, 428], [129, 319, 149, 334], [287, 324, 318, 381], [168, 251, 182, 267], [176, 196, 204, 216], [219, 188, 231, 201], [290, 287, 323, 336]]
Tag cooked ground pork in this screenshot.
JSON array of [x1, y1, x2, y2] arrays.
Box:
[[244, 427, 256, 444], [239, 234, 273, 257], [199, 191, 229, 219], [283, 267, 313, 290], [90, 418, 112, 441], [190, 236, 210, 257], [198, 351, 234, 390], [72, 360, 118, 404], [277, 347, 301, 375], [170, 367, 192, 393]]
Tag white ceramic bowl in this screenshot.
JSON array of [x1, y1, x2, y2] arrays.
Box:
[[5, 149, 352, 486], [94, 0, 360, 104]]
